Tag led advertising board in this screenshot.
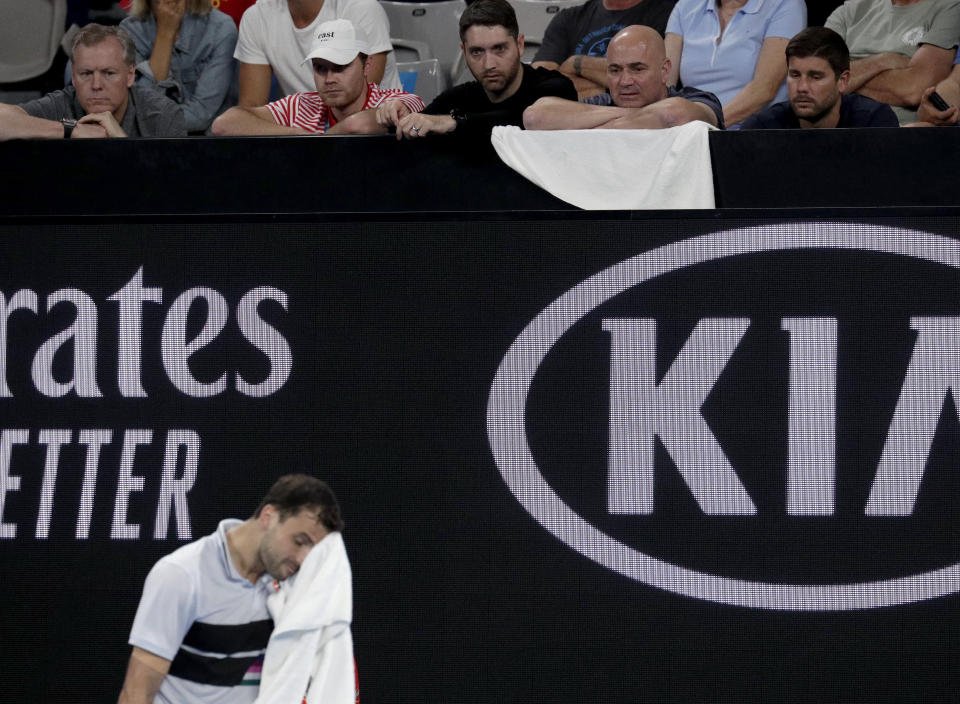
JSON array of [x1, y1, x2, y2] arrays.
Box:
[[4, 217, 960, 703]]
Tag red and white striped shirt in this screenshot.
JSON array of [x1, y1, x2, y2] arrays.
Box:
[[266, 83, 424, 134]]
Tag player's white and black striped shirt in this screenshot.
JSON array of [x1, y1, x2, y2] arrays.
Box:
[[129, 519, 277, 704], [267, 82, 425, 134]]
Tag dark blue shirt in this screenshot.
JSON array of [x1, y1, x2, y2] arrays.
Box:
[[741, 93, 899, 129]]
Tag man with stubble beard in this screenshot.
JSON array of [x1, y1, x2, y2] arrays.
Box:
[[377, 0, 576, 139], [742, 27, 898, 129], [116, 475, 344, 704]]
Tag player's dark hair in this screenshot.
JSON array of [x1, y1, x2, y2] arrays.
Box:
[[459, 0, 519, 41], [254, 474, 345, 532], [786, 27, 850, 77]]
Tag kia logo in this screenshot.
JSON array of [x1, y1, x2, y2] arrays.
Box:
[[487, 223, 960, 610]]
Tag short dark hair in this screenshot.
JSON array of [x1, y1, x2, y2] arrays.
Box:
[[71, 24, 137, 67], [459, 0, 519, 41], [254, 474, 345, 532], [785, 27, 850, 77]]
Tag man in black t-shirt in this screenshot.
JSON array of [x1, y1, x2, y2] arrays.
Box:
[[523, 25, 723, 130], [741, 28, 899, 129], [531, 0, 677, 100], [375, 0, 576, 139]]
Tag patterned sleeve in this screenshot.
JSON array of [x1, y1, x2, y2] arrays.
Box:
[[374, 89, 426, 114], [266, 94, 296, 126]]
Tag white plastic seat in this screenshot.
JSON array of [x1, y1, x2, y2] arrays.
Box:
[[391, 37, 434, 63], [396, 57, 445, 105], [508, 0, 584, 50], [380, 0, 465, 82], [0, 0, 67, 83]]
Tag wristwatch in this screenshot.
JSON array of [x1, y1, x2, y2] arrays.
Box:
[[573, 54, 585, 77], [450, 109, 468, 131], [61, 118, 77, 139]]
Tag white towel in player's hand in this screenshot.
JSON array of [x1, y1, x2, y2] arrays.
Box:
[[255, 531, 354, 704]]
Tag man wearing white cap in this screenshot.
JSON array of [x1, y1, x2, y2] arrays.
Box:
[[234, 0, 400, 107], [213, 19, 423, 135]]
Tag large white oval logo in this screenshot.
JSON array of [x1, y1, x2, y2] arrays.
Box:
[[486, 223, 960, 610]]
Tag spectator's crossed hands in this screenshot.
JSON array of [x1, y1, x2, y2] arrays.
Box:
[[78, 112, 127, 138]]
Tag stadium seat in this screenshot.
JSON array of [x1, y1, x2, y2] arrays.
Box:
[[508, 0, 584, 45], [391, 37, 434, 63], [380, 0, 465, 82], [397, 58, 445, 104], [0, 0, 67, 83]]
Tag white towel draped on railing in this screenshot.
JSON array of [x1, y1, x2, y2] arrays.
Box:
[[491, 121, 717, 210]]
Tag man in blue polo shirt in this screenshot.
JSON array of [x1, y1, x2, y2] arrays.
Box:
[[742, 27, 899, 128]]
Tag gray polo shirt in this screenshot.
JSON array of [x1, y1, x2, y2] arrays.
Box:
[[19, 83, 186, 137]]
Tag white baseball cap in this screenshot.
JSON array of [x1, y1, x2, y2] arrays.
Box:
[[301, 19, 370, 66]]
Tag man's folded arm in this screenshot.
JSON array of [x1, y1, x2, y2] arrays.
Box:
[[212, 105, 310, 135], [604, 96, 719, 128], [854, 43, 955, 106], [0, 103, 109, 139], [0, 104, 64, 140], [326, 107, 390, 134], [844, 52, 909, 93], [524, 95, 718, 130], [540, 55, 608, 99], [523, 96, 629, 129]]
